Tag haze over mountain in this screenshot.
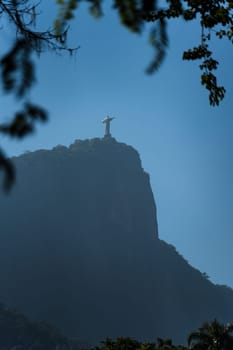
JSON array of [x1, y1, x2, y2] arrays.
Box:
[[0, 137, 232, 346]]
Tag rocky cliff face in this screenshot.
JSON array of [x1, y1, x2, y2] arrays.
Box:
[[0, 137, 232, 346]]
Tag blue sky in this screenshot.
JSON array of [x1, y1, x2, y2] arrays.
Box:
[[1, 2, 233, 288]]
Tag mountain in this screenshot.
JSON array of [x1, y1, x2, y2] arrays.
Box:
[[0, 303, 70, 350], [0, 137, 232, 346]]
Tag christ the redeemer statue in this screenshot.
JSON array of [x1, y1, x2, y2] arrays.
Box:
[[102, 116, 115, 137]]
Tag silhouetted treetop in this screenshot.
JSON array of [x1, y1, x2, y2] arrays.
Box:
[[188, 319, 233, 350]]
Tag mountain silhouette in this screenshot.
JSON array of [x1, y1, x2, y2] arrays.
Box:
[[0, 137, 232, 346]]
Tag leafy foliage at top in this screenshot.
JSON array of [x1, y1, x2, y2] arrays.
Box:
[[55, 0, 233, 107], [0, 0, 78, 191], [1, 1, 233, 190]]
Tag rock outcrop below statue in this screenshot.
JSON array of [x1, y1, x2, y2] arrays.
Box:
[[0, 137, 232, 346]]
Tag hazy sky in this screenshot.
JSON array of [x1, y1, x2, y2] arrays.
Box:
[[1, 2, 233, 288]]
